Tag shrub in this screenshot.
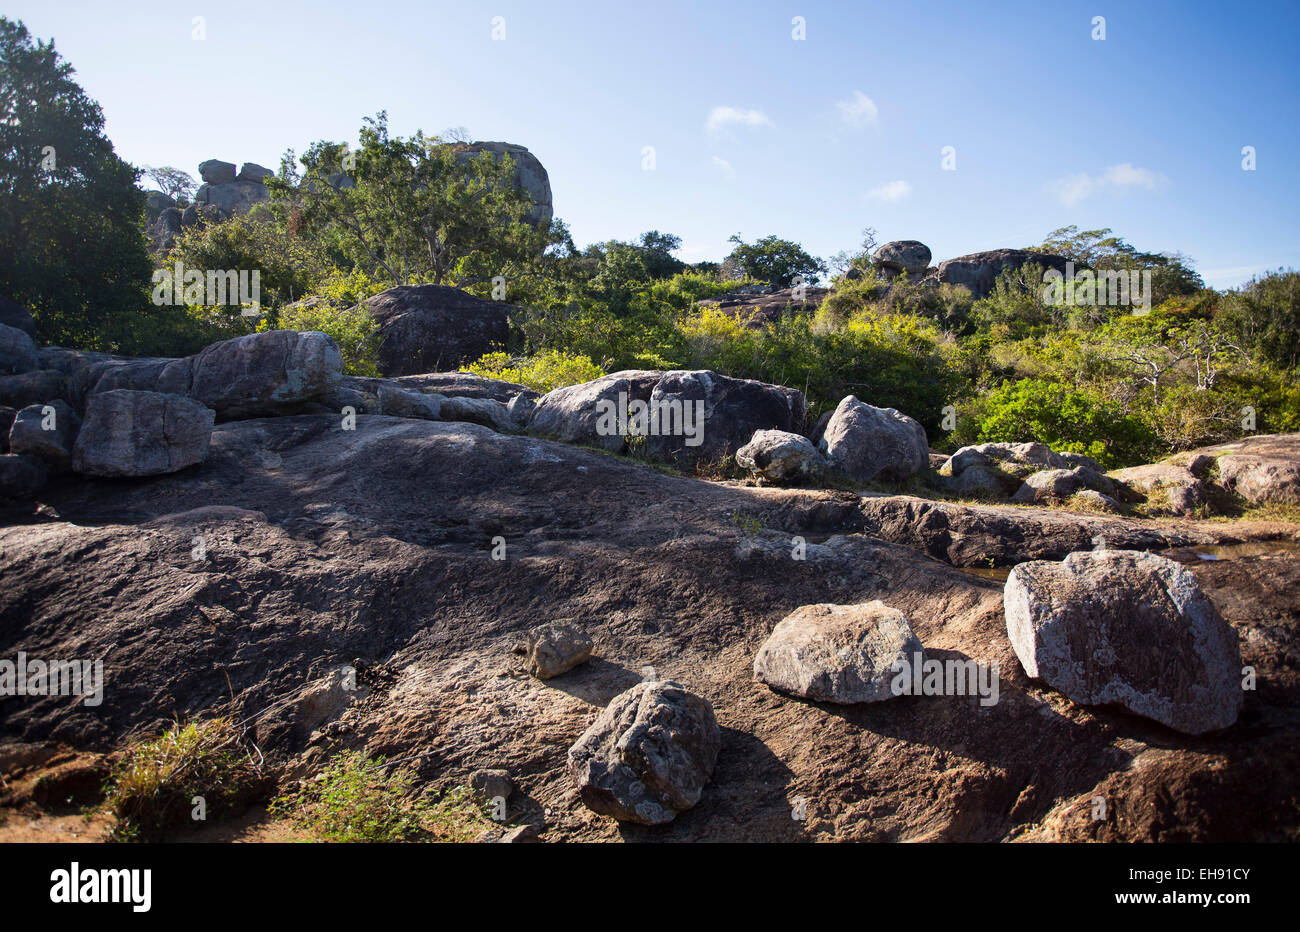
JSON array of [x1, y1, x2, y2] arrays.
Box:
[[275, 297, 380, 376], [463, 349, 603, 393], [104, 716, 260, 841], [953, 377, 1156, 468], [269, 750, 495, 843]]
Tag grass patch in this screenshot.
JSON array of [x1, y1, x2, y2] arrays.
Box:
[[269, 750, 498, 843], [103, 716, 262, 842]]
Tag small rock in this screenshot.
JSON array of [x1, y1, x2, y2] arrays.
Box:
[[523, 623, 593, 679], [753, 600, 923, 703], [736, 429, 824, 483], [469, 769, 513, 801]]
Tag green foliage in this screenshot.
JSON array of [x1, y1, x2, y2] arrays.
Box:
[[104, 717, 259, 842], [725, 234, 827, 288], [0, 17, 152, 350], [269, 750, 495, 843], [269, 112, 561, 289], [1215, 268, 1300, 371], [463, 349, 603, 393], [275, 296, 380, 376], [951, 377, 1156, 468]]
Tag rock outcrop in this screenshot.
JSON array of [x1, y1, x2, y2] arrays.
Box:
[[0, 323, 37, 375], [1202, 434, 1300, 506], [191, 330, 342, 419], [566, 680, 721, 825], [753, 601, 923, 703], [927, 249, 1070, 299], [1004, 550, 1243, 734], [819, 395, 928, 483], [7, 401, 79, 472], [455, 142, 553, 226]]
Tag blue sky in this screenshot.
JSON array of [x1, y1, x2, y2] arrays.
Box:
[[12, 0, 1300, 288]]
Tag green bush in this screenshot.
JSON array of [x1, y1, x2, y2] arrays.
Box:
[[952, 377, 1156, 468], [463, 349, 603, 393], [275, 297, 381, 376]]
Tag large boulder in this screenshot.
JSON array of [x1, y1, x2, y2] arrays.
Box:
[[527, 369, 807, 466], [197, 159, 238, 185], [360, 285, 511, 377], [196, 180, 271, 216], [0, 322, 38, 375], [190, 330, 342, 419], [942, 442, 1104, 498], [455, 141, 553, 226], [237, 162, 275, 183], [873, 240, 931, 275], [72, 390, 214, 477], [753, 601, 923, 704], [818, 395, 927, 483], [440, 395, 514, 432], [8, 400, 80, 471], [736, 429, 824, 483], [1004, 550, 1243, 735], [931, 249, 1070, 299], [566, 680, 721, 825], [376, 384, 442, 421]]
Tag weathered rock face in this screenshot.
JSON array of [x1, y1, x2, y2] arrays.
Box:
[[456, 142, 553, 226], [520, 623, 593, 679], [527, 369, 807, 466], [191, 330, 342, 419], [873, 240, 932, 275], [440, 395, 514, 432], [566, 680, 721, 825], [376, 384, 442, 421], [0, 370, 67, 410], [361, 285, 511, 377], [930, 249, 1070, 299], [1012, 466, 1116, 504], [1203, 434, 1300, 506], [1004, 550, 1243, 735], [0, 323, 38, 375], [7, 401, 80, 472], [819, 395, 927, 483], [196, 180, 271, 216], [71, 390, 214, 477], [753, 601, 923, 703], [737, 429, 824, 483]]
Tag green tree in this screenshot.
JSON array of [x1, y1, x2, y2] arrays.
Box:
[[0, 17, 151, 349], [1215, 269, 1300, 371], [725, 234, 827, 288], [143, 165, 196, 205], [269, 112, 559, 288]]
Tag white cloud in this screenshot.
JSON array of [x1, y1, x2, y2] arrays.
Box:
[[866, 180, 911, 202], [711, 156, 734, 176], [836, 90, 879, 128], [705, 106, 774, 134], [1050, 163, 1168, 206]]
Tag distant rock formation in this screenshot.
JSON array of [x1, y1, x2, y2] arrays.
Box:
[[146, 159, 275, 252], [454, 141, 553, 226]]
